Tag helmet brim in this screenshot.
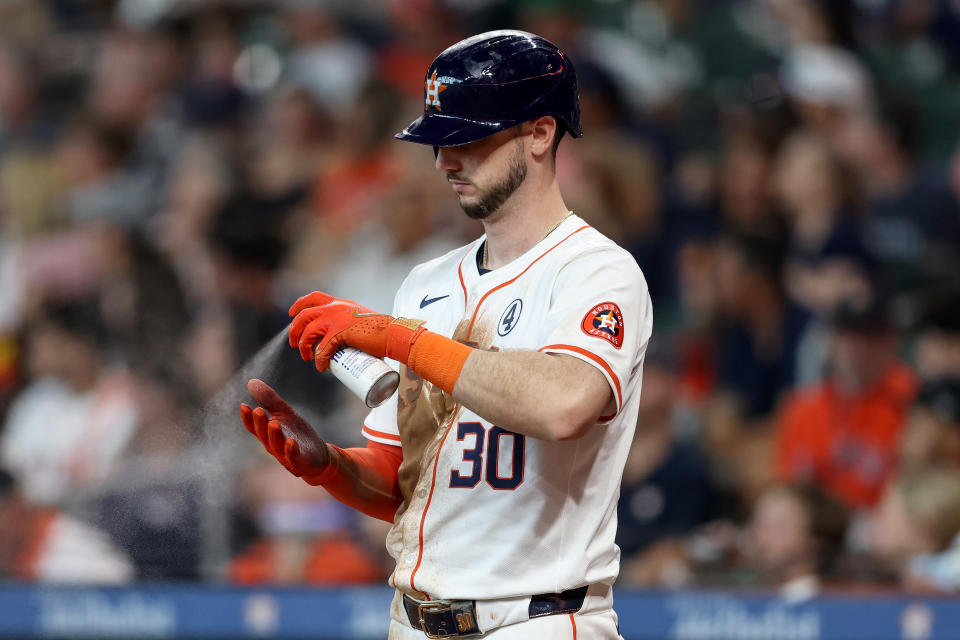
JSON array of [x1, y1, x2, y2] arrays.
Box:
[[395, 112, 519, 147]]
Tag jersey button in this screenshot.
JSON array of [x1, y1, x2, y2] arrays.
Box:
[[417, 489, 427, 499], [406, 552, 417, 565]]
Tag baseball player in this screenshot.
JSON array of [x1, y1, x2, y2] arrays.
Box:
[[240, 30, 652, 639]]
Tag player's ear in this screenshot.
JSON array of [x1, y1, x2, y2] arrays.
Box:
[[528, 116, 557, 159]]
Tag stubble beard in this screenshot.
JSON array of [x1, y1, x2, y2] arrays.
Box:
[[458, 142, 528, 221]]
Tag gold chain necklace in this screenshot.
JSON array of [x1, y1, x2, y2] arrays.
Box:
[[481, 211, 574, 270]]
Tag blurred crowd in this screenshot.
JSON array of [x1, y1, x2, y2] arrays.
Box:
[[1, 0, 960, 596]]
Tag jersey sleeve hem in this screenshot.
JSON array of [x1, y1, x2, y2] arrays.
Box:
[[361, 425, 402, 447], [538, 344, 622, 422]]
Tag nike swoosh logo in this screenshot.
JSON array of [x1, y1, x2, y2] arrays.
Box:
[[420, 294, 450, 308]]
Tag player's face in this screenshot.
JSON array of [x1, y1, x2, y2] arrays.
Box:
[[436, 128, 528, 220]]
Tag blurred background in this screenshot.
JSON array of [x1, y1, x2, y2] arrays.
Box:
[[2, 0, 960, 638]]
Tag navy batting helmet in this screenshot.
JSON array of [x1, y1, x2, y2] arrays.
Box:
[[395, 30, 582, 147]]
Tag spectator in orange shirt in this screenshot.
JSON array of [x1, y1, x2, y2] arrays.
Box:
[[775, 296, 916, 508]]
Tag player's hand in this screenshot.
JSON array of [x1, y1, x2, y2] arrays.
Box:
[[240, 378, 330, 479], [287, 290, 426, 372]]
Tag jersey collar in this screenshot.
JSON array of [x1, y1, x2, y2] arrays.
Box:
[[460, 212, 586, 293]]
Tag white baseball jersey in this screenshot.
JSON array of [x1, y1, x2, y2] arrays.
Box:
[[362, 213, 652, 602]]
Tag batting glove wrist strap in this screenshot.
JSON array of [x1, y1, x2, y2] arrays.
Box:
[[384, 317, 427, 364], [406, 330, 473, 395]]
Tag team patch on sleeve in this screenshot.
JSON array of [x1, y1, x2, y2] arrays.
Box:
[[580, 302, 624, 349]]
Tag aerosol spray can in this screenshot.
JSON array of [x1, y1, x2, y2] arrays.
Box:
[[326, 346, 400, 408]]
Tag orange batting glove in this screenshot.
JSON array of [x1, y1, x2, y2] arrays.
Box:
[[240, 378, 331, 482], [288, 291, 427, 371], [288, 290, 473, 394]]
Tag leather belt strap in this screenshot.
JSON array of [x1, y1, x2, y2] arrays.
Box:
[[528, 585, 590, 618], [402, 586, 589, 638], [402, 596, 481, 638]]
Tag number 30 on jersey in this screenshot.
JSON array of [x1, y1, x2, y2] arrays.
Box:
[[449, 422, 525, 490]]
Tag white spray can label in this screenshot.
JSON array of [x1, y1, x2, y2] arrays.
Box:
[[327, 346, 400, 408]]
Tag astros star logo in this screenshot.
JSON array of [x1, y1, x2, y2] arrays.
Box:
[[425, 71, 448, 111], [597, 311, 618, 334]]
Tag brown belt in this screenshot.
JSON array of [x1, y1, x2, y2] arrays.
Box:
[[402, 586, 589, 638]]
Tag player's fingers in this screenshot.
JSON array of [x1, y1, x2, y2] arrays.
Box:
[[288, 291, 335, 317], [240, 404, 255, 435], [313, 333, 341, 373], [284, 437, 302, 468], [247, 379, 293, 416], [297, 318, 328, 362], [267, 419, 286, 456], [285, 438, 314, 477], [251, 407, 271, 447], [284, 437, 322, 473], [288, 307, 324, 348]]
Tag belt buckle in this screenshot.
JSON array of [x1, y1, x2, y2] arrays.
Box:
[[417, 601, 454, 639]]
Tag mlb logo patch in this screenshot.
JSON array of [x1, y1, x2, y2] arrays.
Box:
[[581, 302, 624, 349]]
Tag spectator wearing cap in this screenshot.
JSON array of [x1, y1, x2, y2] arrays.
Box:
[[199, 190, 340, 436], [187, 189, 298, 398], [913, 289, 960, 382], [900, 378, 960, 469], [775, 295, 916, 508]]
